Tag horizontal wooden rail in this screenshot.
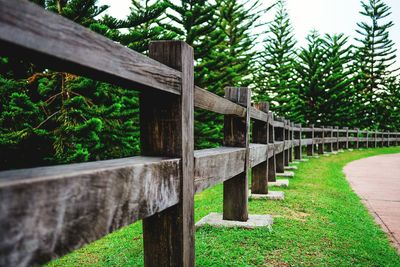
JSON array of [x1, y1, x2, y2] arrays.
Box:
[[0, 0, 246, 118]]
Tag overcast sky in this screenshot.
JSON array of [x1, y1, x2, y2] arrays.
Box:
[[98, 0, 400, 62]]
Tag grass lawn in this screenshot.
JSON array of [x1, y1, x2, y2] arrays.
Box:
[[47, 147, 400, 266]]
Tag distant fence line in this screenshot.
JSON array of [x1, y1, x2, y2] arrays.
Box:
[[0, 1, 399, 266]]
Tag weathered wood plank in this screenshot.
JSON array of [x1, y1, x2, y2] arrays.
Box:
[[0, 0, 182, 95], [223, 87, 250, 221], [268, 112, 277, 182], [274, 119, 285, 173], [194, 144, 274, 194], [251, 103, 269, 194], [249, 106, 268, 123], [0, 0, 246, 117], [294, 124, 302, 160], [0, 157, 181, 267], [142, 41, 195, 266], [195, 86, 246, 117], [194, 147, 245, 194], [272, 120, 285, 128], [306, 125, 315, 156]]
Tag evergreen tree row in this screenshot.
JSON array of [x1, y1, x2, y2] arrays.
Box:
[[0, 0, 399, 170]]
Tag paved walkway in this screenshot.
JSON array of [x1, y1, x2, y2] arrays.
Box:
[[344, 153, 400, 252]]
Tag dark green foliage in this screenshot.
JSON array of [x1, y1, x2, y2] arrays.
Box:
[[295, 32, 359, 127], [254, 0, 300, 121], [294, 31, 325, 125], [319, 34, 356, 127], [102, 0, 175, 54], [164, 0, 225, 148], [355, 0, 399, 129], [1, 0, 400, 170], [0, 0, 142, 169]]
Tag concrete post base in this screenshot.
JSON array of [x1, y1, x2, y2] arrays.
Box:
[[300, 158, 309, 162], [276, 171, 295, 177], [196, 212, 273, 229], [268, 179, 289, 187], [249, 190, 285, 200], [285, 165, 298, 170]]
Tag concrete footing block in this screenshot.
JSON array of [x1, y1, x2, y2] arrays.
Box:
[[292, 161, 301, 164], [249, 190, 285, 200], [196, 212, 273, 229], [338, 149, 345, 153], [348, 149, 354, 151], [269, 179, 289, 187], [313, 155, 320, 158], [323, 153, 331, 157], [277, 171, 294, 177], [285, 165, 298, 170], [331, 151, 338, 155], [300, 158, 309, 162]]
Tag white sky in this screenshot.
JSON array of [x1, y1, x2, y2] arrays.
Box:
[[98, 0, 400, 64]]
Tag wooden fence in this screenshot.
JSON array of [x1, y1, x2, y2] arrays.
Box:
[[0, 1, 399, 266]]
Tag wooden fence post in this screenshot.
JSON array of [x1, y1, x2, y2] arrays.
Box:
[[289, 122, 294, 163], [307, 124, 314, 156], [344, 127, 349, 149], [284, 120, 290, 167], [356, 128, 360, 149], [373, 131, 377, 148], [318, 126, 325, 155], [326, 126, 333, 152], [142, 41, 195, 266], [252, 102, 269, 194], [275, 117, 285, 173], [333, 126, 339, 151], [268, 112, 277, 182], [366, 131, 369, 148], [294, 123, 302, 160], [386, 131, 390, 147], [223, 87, 250, 221]]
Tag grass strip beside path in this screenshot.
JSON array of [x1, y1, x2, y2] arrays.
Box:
[[48, 147, 400, 266]]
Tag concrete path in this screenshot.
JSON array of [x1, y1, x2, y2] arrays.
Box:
[[344, 153, 400, 252]]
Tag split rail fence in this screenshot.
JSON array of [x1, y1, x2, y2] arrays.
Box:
[[0, 1, 399, 266]]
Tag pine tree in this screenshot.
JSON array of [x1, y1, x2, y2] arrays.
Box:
[[378, 76, 400, 130], [254, 0, 300, 122], [294, 31, 325, 125], [101, 0, 175, 54], [0, 1, 142, 169], [163, 0, 225, 148], [319, 33, 356, 127], [355, 0, 399, 129]]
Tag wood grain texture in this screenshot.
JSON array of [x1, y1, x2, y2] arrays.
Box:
[[0, 0, 182, 95], [142, 41, 195, 267], [268, 112, 277, 182], [194, 147, 245, 194], [251, 103, 269, 194], [0, 0, 246, 117], [294, 124, 302, 160], [274, 119, 285, 173], [0, 157, 181, 267], [195, 86, 246, 116], [325, 127, 333, 152], [284, 120, 290, 167], [318, 126, 325, 154], [249, 106, 268, 123], [306, 125, 315, 156], [223, 87, 250, 221]]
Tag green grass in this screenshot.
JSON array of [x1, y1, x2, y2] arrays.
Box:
[[48, 147, 400, 266]]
